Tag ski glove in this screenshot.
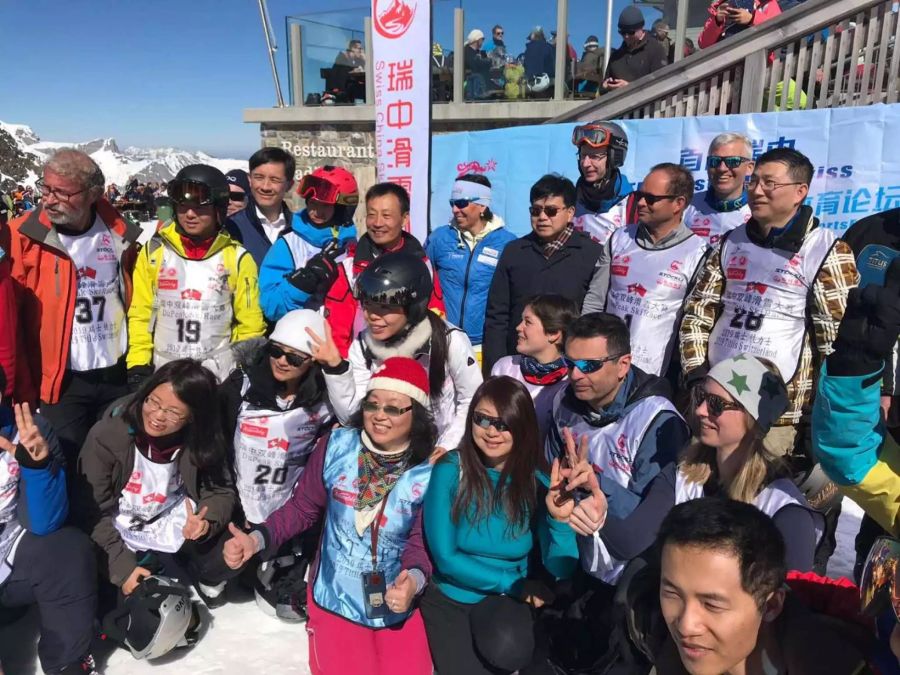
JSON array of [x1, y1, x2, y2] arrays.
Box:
[[286, 240, 342, 296], [829, 257, 900, 377]]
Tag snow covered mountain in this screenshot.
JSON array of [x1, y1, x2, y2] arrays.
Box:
[[0, 121, 247, 189]]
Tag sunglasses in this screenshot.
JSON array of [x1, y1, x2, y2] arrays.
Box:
[[473, 411, 510, 432], [706, 155, 752, 170], [860, 536, 900, 622], [619, 29, 637, 36], [563, 353, 623, 374], [692, 389, 742, 417], [361, 400, 413, 417], [229, 191, 247, 203], [450, 198, 474, 209], [633, 191, 678, 206], [529, 204, 566, 218], [265, 341, 310, 367]]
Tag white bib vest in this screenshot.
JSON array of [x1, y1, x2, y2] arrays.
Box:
[[152, 246, 234, 378], [605, 225, 708, 376], [573, 200, 628, 246], [708, 225, 836, 381], [113, 449, 190, 554], [233, 376, 333, 524], [59, 217, 127, 371], [683, 193, 751, 247], [0, 436, 24, 584]]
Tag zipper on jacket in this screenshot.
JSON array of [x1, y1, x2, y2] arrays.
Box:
[[245, 277, 251, 309], [55, 258, 61, 296], [458, 243, 477, 332]]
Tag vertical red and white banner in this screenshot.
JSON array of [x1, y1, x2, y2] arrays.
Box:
[[371, 0, 431, 242]]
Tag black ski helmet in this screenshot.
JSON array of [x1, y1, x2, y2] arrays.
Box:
[[354, 252, 433, 325], [168, 164, 230, 225], [572, 120, 629, 170]]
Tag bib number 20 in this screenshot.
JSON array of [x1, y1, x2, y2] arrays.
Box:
[[176, 319, 201, 343], [729, 309, 764, 332], [255, 465, 288, 485]]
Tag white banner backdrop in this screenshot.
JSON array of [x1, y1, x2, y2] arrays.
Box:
[[430, 104, 900, 237], [371, 0, 431, 242]]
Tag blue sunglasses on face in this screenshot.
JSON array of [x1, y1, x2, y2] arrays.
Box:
[[563, 354, 624, 374]]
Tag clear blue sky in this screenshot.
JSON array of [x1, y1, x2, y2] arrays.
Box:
[[0, 0, 659, 159]]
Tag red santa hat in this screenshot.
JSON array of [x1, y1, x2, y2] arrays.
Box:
[[366, 357, 430, 407]]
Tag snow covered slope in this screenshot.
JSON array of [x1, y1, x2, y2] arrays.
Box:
[[0, 121, 246, 188]]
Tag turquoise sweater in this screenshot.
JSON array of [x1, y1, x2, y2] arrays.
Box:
[[424, 451, 578, 604]]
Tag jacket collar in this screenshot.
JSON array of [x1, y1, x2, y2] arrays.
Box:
[[354, 231, 425, 264], [18, 198, 141, 256], [746, 205, 816, 253], [157, 220, 236, 259], [523, 227, 586, 251]]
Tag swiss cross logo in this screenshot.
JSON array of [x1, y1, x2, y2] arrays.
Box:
[[627, 283, 647, 297], [77, 266, 97, 279], [373, 0, 416, 39], [268, 438, 289, 452], [181, 289, 202, 301], [746, 282, 768, 295]]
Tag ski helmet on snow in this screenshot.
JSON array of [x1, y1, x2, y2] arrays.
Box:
[[102, 575, 196, 660], [354, 252, 433, 325], [168, 164, 230, 225], [572, 120, 629, 169]]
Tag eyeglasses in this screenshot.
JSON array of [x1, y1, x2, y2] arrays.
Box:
[[450, 198, 474, 209], [529, 204, 566, 218], [35, 178, 90, 203], [747, 176, 805, 192], [473, 411, 510, 432], [707, 155, 752, 170], [143, 395, 189, 423], [633, 191, 679, 206], [860, 536, 900, 623], [563, 353, 624, 374], [361, 400, 414, 417], [229, 191, 247, 203], [168, 179, 222, 207], [692, 389, 742, 417], [265, 341, 310, 368]]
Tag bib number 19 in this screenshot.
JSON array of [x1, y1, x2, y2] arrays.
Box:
[[176, 319, 201, 343]]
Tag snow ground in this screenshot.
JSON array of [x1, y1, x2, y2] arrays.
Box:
[[0, 498, 868, 674]]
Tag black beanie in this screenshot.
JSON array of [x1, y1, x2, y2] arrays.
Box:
[[618, 6, 645, 30]]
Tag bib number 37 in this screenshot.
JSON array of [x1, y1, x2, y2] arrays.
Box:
[[74, 296, 106, 324]]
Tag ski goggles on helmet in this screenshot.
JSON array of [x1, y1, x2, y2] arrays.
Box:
[[572, 124, 615, 149], [297, 175, 359, 206], [168, 179, 220, 207], [860, 536, 900, 621]]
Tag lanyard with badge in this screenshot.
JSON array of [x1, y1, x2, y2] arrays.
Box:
[[362, 493, 393, 619]]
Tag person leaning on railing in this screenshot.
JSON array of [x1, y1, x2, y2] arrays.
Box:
[[698, 0, 782, 49]]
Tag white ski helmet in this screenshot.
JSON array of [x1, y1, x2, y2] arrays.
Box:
[[269, 309, 328, 356], [102, 576, 195, 660], [528, 73, 551, 93]]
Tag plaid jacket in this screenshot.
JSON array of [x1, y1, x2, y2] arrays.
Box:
[[679, 208, 858, 425]]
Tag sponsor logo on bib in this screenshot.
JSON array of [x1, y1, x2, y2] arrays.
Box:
[[181, 289, 203, 301], [726, 253, 748, 280], [611, 254, 631, 276], [142, 493, 167, 505], [627, 283, 647, 297], [332, 487, 356, 506], [158, 278, 178, 290], [267, 437, 289, 451], [746, 282, 768, 295], [240, 422, 268, 438], [124, 470, 143, 494]]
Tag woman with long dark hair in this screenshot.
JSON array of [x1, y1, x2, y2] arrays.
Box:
[[223, 357, 438, 675], [308, 251, 483, 458], [491, 294, 577, 441], [421, 376, 578, 674], [77, 359, 238, 608]]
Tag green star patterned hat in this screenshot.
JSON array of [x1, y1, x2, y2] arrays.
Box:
[[707, 354, 789, 432]]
